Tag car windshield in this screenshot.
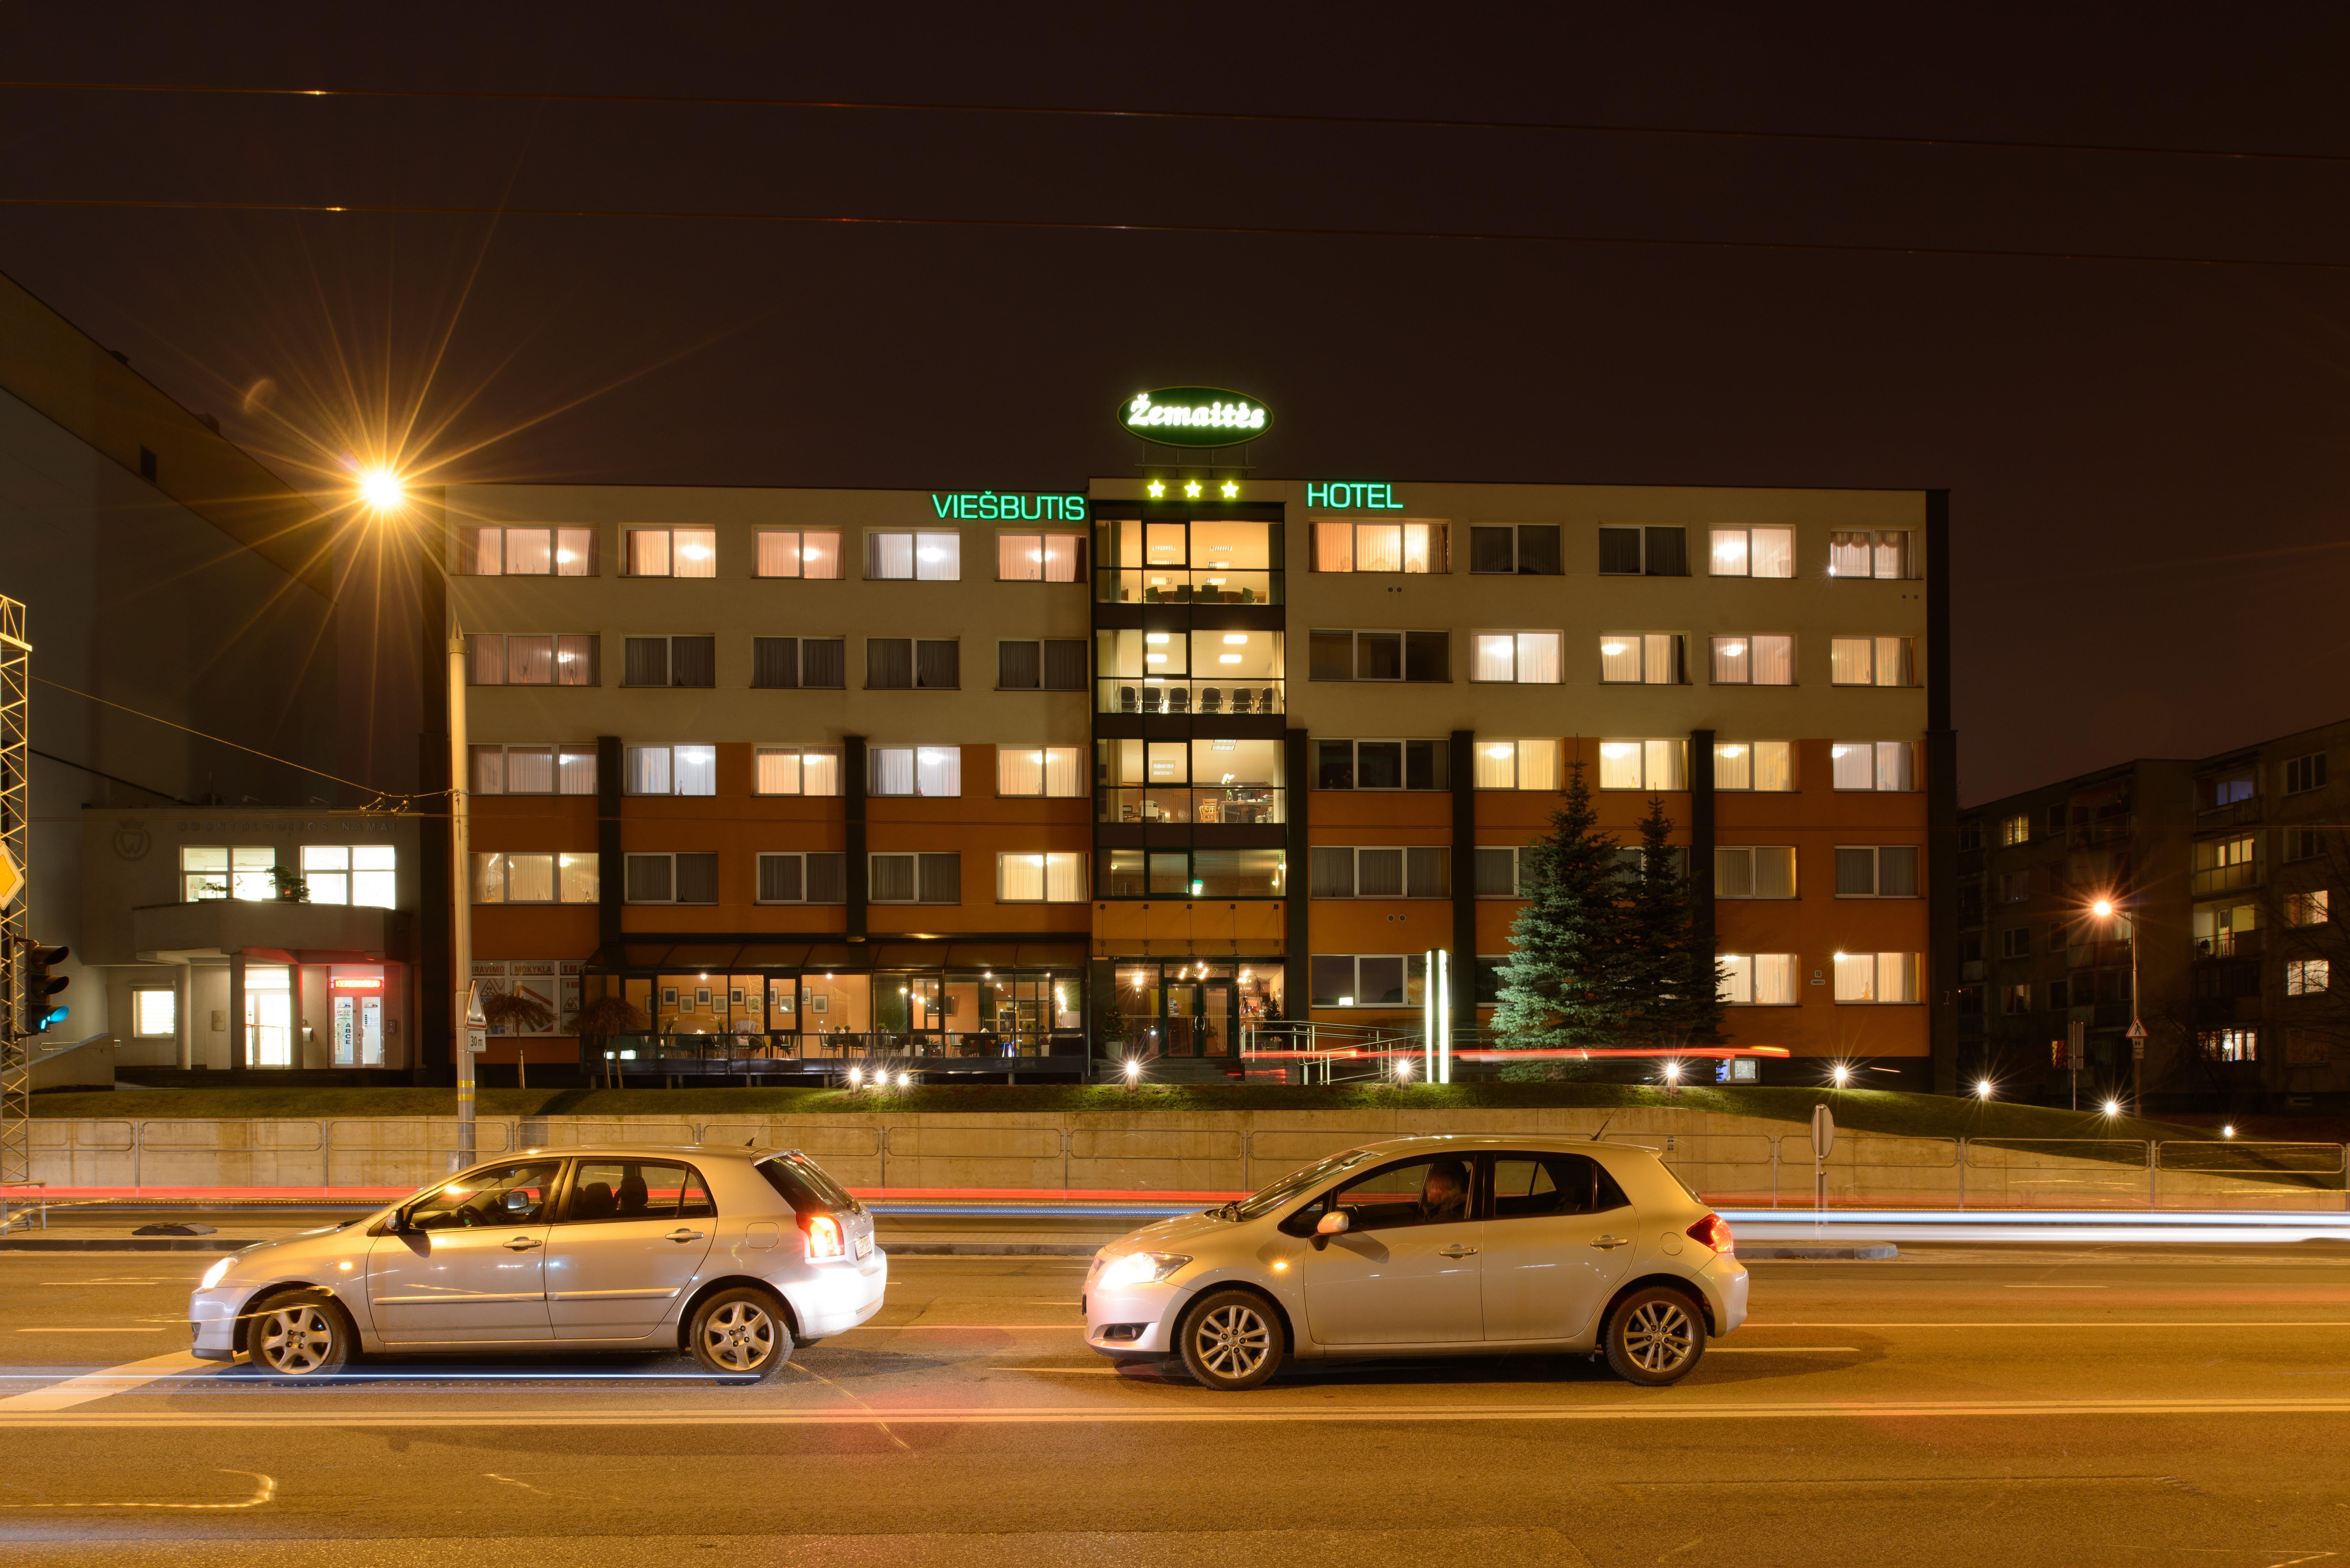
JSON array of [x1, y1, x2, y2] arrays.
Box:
[[1231, 1149, 1375, 1220]]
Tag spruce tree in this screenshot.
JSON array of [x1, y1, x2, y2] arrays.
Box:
[[1621, 795, 1726, 1047], [1491, 760, 1630, 1051]]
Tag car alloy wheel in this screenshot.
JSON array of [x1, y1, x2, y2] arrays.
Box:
[[688, 1288, 793, 1379], [1176, 1287, 1285, 1391], [248, 1292, 353, 1377], [1604, 1285, 1706, 1386]]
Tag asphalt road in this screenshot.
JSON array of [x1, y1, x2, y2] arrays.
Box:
[[4, 1240, 2350, 1566]]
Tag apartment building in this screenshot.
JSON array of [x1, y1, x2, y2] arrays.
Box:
[[1952, 719, 2350, 1112], [440, 471, 1948, 1083]]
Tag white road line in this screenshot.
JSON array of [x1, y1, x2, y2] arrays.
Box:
[[17, 1327, 174, 1334], [10, 1395, 2350, 1429], [2004, 1285, 2111, 1290], [0, 1350, 211, 1413], [1706, 1347, 1860, 1354], [849, 1323, 1083, 1331], [1745, 1322, 2350, 1329], [0, 1469, 274, 1510]]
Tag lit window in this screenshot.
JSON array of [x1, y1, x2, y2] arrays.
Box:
[[1312, 522, 1444, 573], [1471, 632, 1563, 684], [1711, 742, 1793, 791], [997, 852, 1089, 902], [1999, 813, 2031, 846], [2287, 958, 2331, 996], [754, 530, 841, 579], [132, 988, 177, 1037], [1473, 739, 1559, 791], [1709, 635, 1794, 685], [1598, 633, 1683, 684], [1830, 636, 1916, 687], [625, 745, 717, 796], [1831, 741, 1917, 792], [466, 634, 599, 687], [1708, 527, 1794, 579], [753, 746, 842, 796], [2288, 889, 2331, 927], [997, 746, 1086, 798], [458, 526, 595, 577], [2199, 1027, 2259, 1062], [995, 533, 1085, 582], [1828, 530, 1915, 579], [868, 745, 962, 797], [1833, 952, 1919, 1004], [471, 851, 597, 905], [1718, 954, 1796, 1005], [624, 528, 717, 578], [866, 531, 961, 581], [1598, 740, 1687, 791]]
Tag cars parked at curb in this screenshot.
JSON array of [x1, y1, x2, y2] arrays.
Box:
[[1082, 1134, 1746, 1389], [188, 1143, 883, 1378]]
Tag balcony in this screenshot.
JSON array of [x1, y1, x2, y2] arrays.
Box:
[[2192, 860, 2260, 896], [2197, 798, 2262, 830], [1099, 678, 1285, 716], [2196, 927, 2263, 960], [1098, 569, 1279, 606], [1099, 787, 1286, 826]]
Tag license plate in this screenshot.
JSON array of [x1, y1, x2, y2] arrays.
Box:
[[854, 1233, 872, 1260]]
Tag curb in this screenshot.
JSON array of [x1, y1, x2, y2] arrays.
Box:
[[1741, 1244, 1899, 1260], [0, 1238, 261, 1252], [885, 1242, 1101, 1256]]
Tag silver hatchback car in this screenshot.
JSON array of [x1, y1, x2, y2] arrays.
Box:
[[188, 1144, 884, 1378], [1084, 1135, 1747, 1389]]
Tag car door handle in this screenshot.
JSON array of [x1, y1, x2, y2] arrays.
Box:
[[1437, 1244, 1480, 1259], [1590, 1236, 1630, 1249], [665, 1229, 708, 1243], [503, 1237, 543, 1251]]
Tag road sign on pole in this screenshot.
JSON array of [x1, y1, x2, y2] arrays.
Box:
[[2067, 1020, 2087, 1112], [1810, 1104, 1834, 1217]]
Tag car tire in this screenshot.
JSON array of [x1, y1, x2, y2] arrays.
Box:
[[687, 1287, 793, 1380], [246, 1289, 357, 1378], [1602, 1285, 1707, 1386], [1175, 1288, 1285, 1391]]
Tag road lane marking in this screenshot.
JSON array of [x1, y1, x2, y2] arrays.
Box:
[[1745, 1322, 2350, 1328], [0, 1469, 273, 1509], [17, 1327, 173, 1334], [2004, 1285, 2110, 1290], [0, 1350, 211, 1413], [1707, 1347, 1860, 1354], [849, 1323, 1083, 1331], [14, 1395, 2350, 1428]]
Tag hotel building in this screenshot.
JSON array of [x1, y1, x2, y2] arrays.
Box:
[[434, 462, 1950, 1085]]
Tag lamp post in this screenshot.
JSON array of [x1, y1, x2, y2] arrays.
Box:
[[2092, 896, 2145, 1117]]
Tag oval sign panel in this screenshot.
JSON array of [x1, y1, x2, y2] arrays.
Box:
[[1118, 386, 1272, 446]]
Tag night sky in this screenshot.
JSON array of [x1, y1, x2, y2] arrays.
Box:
[[7, 6, 2349, 805]]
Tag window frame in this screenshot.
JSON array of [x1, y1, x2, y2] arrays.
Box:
[[1596, 739, 1687, 792], [1310, 520, 1447, 574], [1474, 845, 1523, 898], [130, 986, 178, 1037], [1473, 739, 1560, 792], [1830, 740, 1918, 793], [1706, 526, 1794, 579], [865, 637, 960, 690], [1467, 523, 1561, 576], [1829, 635, 1918, 688], [1596, 525, 1689, 577], [621, 633, 717, 689], [994, 851, 1089, 903], [470, 743, 597, 797], [868, 851, 963, 905], [1717, 952, 1798, 1006], [2286, 957, 2332, 997], [471, 850, 599, 905], [996, 638, 1090, 691], [1707, 634, 1795, 686], [465, 633, 600, 688], [1469, 630, 1565, 685], [622, 527, 718, 579], [1311, 738, 1450, 792], [1307, 845, 1452, 900], [752, 529, 843, 580], [1833, 844, 1923, 899], [751, 745, 843, 797], [1827, 529, 1917, 580], [1709, 740, 1794, 792], [2285, 752, 2330, 795], [867, 745, 963, 798], [865, 530, 963, 582], [621, 851, 719, 905], [456, 525, 597, 577], [753, 851, 847, 905], [1597, 632, 1684, 685], [1831, 951, 1921, 1004], [1712, 845, 1798, 900], [750, 636, 848, 690], [1307, 628, 1450, 683], [1308, 954, 1426, 1007], [996, 745, 1086, 798], [994, 532, 1087, 583], [623, 743, 719, 797]]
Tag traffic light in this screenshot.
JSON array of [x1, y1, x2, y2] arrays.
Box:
[[23, 942, 68, 1034]]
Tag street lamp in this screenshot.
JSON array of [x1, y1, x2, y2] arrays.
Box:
[[357, 467, 407, 515], [2090, 893, 2146, 1115], [1123, 1059, 1142, 1092], [2103, 1097, 2121, 1117], [1831, 1064, 1852, 1088], [1976, 1078, 1995, 1101], [1394, 1056, 1414, 1084]]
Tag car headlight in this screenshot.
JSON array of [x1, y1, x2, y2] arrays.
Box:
[[1096, 1251, 1191, 1291], [199, 1259, 232, 1290]]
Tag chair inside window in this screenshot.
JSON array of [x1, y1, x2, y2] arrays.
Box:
[[1260, 686, 1277, 712], [1118, 685, 1138, 712], [1168, 686, 1191, 714], [1228, 688, 1254, 714], [1199, 687, 1223, 713]]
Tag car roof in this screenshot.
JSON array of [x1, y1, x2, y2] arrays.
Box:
[[508, 1143, 789, 1162], [1340, 1134, 1660, 1158]]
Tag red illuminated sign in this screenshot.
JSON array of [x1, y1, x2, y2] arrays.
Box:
[[329, 976, 383, 992]]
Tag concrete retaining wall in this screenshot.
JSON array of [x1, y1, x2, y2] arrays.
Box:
[[24, 1109, 2350, 1209]]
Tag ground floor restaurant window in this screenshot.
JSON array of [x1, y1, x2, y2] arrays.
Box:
[[1106, 961, 1285, 1058], [599, 969, 1083, 1058]]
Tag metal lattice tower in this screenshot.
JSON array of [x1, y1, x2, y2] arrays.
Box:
[[0, 596, 28, 1186]]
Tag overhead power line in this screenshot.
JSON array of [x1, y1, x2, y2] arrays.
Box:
[[3, 193, 2348, 273], [33, 675, 425, 802], [4, 78, 2347, 168]]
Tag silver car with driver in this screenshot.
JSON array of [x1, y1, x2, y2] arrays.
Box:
[[1084, 1135, 1746, 1389], [188, 1144, 883, 1377]]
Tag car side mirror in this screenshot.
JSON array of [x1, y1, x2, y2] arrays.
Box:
[[1311, 1209, 1350, 1249], [504, 1191, 530, 1214]]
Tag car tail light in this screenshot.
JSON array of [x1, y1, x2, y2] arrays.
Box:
[[1687, 1213, 1735, 1255], [802, 1213, 845, 1259]]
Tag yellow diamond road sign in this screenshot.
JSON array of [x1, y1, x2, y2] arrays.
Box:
[[0, 844, 20, 912]]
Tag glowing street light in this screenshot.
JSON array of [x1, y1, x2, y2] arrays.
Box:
[[2223, 1124, 2237, 1138], [1976, 1078, 1995, 1101], [2103, 1098, 2121, 1117], [1123, 1059, 1142, 1093], [357, 467, 406, 514], [1831, 1064, 1852, 1087], [1394, 1057, 1414, 1084]]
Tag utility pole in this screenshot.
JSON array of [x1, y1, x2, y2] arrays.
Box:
[[0, 597, 29, 1187], [448, 634, 476, 1168]]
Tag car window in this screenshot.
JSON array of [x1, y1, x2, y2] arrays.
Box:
[[1326, 1156, 1475, 1232], [756, 1153, 857, 1214], [1236, 1149, 1373, 1221], [409, 1161, 560, 1230], [562, 1160, 714, 1224], [1491, 1153, 1630, 1219]]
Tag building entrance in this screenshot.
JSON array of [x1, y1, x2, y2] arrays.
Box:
[[1110, 961, 1284, 1058]]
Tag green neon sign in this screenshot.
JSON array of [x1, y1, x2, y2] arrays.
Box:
[[1119, 386, 1272, 446], [930, 491, 1086, 522], [1306, 481, 1403, 511]]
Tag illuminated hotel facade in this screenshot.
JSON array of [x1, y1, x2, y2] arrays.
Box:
[[433, 445, 1950, 1084]]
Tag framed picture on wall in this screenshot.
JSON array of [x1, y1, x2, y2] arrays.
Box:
[[729, 987, 744, 1006], [809, 993, 828, 1015], [661, 987, 678, 1007]]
